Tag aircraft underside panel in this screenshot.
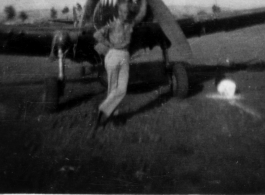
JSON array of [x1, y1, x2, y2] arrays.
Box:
[[146, 0, 193, 62]]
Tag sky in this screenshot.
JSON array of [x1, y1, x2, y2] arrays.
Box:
[[1, 0, 265, 11]]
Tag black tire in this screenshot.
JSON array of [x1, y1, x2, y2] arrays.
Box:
[[43, 77, 59, 112], [170, 63, 189, 98]]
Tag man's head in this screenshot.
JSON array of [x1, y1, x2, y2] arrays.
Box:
[[118, 2, 130, 22]]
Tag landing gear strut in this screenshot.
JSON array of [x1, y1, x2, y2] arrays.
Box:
[[170, 62, 189, 98], [162, 44, 189, 98], [43, 48, 65, 112]]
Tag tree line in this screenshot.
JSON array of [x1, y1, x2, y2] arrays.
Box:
[[3, 5, 74, 22], [3, 3, 221, 22], [4, 5, 28, 21]]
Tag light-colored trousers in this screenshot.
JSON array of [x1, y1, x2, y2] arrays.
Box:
[[99, 49, 130, 117]]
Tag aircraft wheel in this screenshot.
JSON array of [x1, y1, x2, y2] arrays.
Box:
[[98, 63, 107, 88], [43, 77, 60, 112], [170, 63, 189, 98]]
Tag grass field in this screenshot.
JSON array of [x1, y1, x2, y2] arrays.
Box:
[[1, 23, 265, 193]]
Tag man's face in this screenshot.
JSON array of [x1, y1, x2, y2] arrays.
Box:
[[118, 3, 129, 22]]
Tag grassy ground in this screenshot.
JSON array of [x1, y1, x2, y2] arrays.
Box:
[[1, 24, 265, 193]]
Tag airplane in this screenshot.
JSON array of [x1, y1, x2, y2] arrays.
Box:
[[1, 0, 265, 112]]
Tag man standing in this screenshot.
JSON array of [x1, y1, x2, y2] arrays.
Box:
[[93, 0, 147, 129]]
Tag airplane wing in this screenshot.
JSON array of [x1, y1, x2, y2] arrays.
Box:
[[181, 8, 265, 38], [0, 24, 54, 56], [1, 4, 265, 61], [0, 23, 98, 63]]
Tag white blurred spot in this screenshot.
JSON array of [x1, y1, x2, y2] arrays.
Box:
[[217, 79, 236, 98]]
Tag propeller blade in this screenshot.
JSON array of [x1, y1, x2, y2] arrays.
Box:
[[73, 7, 77, 21], [80, 0, 100, 27], [147, 0, 193, 61]]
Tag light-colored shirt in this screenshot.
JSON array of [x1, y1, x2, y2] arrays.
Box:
[[93, 0, 147, 52], [94, 19, 133, 50]]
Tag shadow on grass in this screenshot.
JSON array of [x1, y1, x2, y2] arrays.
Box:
[[58, 90, 105, 112], [115, 60, 265, 122], [3, 60, 265, 115], [187, 60, 265, 97], [127, 82, 166, 94], [113, 91, 172, 125], [127, 60, 265, 96]]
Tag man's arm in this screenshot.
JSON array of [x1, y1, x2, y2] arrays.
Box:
[[133, 0, 147, 25], [93, 26, 112, 47]]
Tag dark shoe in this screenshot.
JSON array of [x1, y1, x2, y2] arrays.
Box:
[[91, 111, 109, 138], [113, 109, 120, 116]]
